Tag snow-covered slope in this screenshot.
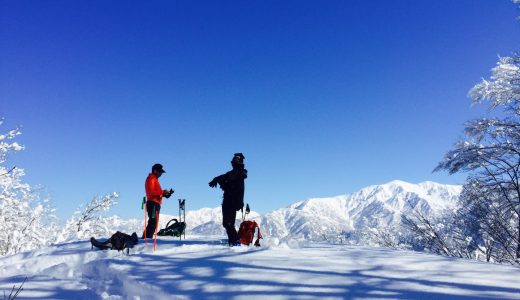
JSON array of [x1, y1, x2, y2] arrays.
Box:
[[1, 237, 519, 299]]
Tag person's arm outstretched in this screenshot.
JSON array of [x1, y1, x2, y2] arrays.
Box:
[[209, 174, 226, 188]]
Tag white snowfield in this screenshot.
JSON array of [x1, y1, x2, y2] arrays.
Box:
[[1, 236, 519, 300]]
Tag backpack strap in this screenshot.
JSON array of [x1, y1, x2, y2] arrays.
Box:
[[165, 219, 178, 229], [253, 222, 262, 247]]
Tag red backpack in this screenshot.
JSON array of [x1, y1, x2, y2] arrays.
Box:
[[238, 220, 262, 246]]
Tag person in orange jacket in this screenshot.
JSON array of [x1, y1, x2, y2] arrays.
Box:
[[143, 163, 174, 239]]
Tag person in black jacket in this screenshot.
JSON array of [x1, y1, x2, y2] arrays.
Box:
[[209, 153, 248, 246]]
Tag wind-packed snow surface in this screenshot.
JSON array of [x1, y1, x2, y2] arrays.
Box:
[[1, 236, 519, 299]]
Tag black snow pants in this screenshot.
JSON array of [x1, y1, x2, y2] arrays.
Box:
[[222, 204, 239, 245], [143, 201, 161, 239]]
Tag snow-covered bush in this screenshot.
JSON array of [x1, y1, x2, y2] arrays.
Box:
[[57, 193, 119, 242]]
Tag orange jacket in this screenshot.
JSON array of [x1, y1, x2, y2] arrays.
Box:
[[145, 173, 163, 204]]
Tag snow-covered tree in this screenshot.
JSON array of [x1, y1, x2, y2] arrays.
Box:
[[435, 53, 520, 262], [0, 120, 56, 256], [0, 119, 121, 253], [57, 192, 119, 242]]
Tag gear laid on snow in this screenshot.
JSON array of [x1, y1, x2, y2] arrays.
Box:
[[90, 231, 138, 254], [158, 218, 186, 237], [238, 220, 262, 246], [237, 203, 262, 246]]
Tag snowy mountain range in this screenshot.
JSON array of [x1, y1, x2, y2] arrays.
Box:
[[108, 180, 461, 244], [259, 180, 461, 243]]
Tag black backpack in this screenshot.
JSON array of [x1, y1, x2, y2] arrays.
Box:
[[157, 219, 186, 237], [91, 231, 138, 254]]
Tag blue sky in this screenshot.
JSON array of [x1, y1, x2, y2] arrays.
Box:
[[1, 1, 519, 219]]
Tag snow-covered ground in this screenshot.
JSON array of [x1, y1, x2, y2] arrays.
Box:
[[1, 236, 519, 300]]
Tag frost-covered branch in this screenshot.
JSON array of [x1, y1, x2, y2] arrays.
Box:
[[74, 193, 119, 232], [57, 193, 119, 242], [0, 166, 16, 177], [469, 55, 520, 112], [402, 210, 455, 257], [0, 120, 23, 165]]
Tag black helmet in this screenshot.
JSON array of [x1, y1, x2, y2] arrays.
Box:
[[231, 153, 245, 165]]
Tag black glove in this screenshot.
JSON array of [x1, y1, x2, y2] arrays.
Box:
[[209, 179, 217, 188], [163, 189, 174, 199]]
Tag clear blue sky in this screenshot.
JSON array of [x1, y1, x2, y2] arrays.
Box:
[[1, 1, 519, 220]]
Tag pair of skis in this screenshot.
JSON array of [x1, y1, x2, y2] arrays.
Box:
[[142, 197, 186, 252]]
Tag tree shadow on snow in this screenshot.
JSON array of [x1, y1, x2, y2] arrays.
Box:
[[6, 239, 520, 299], [0, 275, 101, 300], [107, 246, 520, 300]]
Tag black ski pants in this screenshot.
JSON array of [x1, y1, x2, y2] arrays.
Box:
[[222, 204, 239, 245], [144, 201, 161, 239]]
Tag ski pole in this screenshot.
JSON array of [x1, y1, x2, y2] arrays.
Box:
[[178, 199, 181, 240], [179, 199, 182, 240], [183, 200, 186, 240], [178, 199, 186, 240], [143, 198, 148, 245]]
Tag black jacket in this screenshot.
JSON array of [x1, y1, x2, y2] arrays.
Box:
[[212, 166, 247, 210]]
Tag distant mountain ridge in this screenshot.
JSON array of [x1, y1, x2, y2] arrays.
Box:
[[258, 180, 461, 243]]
